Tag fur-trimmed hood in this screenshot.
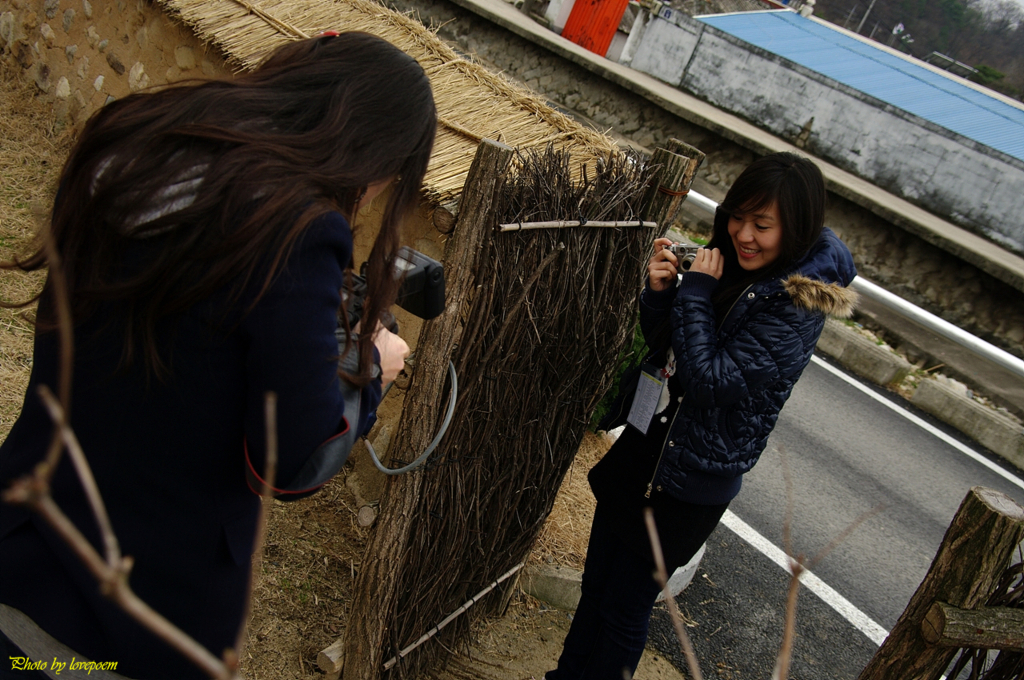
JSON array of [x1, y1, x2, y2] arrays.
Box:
[[778, 227, 858, 318], [783, 273, 858, 318]]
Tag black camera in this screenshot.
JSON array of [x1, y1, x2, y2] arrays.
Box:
[[342, 246, 445, 333]]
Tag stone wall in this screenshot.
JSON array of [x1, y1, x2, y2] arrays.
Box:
[[630, 11, 1024, 255], [0, 0, 228, 133]]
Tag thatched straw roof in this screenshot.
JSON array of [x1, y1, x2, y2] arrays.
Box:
[[157, 0, 620, 205]]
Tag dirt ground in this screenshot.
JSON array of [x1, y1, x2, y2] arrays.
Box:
[[240, 430, 684, 680], [0, 68, 685, 680]]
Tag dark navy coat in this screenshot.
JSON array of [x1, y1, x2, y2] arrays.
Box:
[[0, 211, 379, 679]]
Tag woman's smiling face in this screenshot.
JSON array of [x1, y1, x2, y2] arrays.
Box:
[[727, 201, 783, 271]]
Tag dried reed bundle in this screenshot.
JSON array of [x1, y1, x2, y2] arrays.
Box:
[[156, 0, 619, 204], [379, 146, 655, 676]]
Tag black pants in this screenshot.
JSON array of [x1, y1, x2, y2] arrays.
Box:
[[547, 499, 728, 680]]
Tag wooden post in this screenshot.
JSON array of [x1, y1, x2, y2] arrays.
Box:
[[921, 602, 1024, 652], [642, 138, 705, 236], [336, 140, 513, 680], [855, 487, 1024, 680], [667, 138, 707, 184]]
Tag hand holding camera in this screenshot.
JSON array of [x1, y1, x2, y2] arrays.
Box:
[[687, 245, 724, 280], [648, 237, 679, 292], [341, 246, 445, 385], [371, 323, 410, 385], [648, 238, 723, 291]]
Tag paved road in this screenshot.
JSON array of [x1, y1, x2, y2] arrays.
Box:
[[648, 353, 1024, 679]]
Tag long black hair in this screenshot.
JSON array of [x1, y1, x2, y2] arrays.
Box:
[[706, 152, 826, 321], [4, 32, 437, 383]]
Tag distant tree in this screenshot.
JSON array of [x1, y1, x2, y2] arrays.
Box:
[[814, 0, 1022, 96], [972, 63, 1006, 85]]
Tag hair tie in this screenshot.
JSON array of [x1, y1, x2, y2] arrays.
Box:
[[317, 30, 340, 37]]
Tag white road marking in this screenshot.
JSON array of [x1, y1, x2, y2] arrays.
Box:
[[608, 425, 890, 646], [720, 510, 890, 646], [612, 359, 1024, 653], [810, 355, 1024, 491]]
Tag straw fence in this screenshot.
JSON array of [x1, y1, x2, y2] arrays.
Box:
[[378, 145, 656, 675], [157, 0, 620, 205]]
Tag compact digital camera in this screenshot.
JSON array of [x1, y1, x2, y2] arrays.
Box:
[[665, 242, 701, 271]]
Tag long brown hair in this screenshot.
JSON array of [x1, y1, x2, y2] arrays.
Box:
[[4, 32, 436, 383], [707, 152, 826, 321]]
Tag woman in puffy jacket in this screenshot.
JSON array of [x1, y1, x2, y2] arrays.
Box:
[[547, 152, 858, 679]]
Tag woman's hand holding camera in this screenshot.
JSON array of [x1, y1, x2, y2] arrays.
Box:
[[371, 323, 410, 385], [688, 246, 724, 280], [649, 238, 724, 291], [648, 237, 679, 292]]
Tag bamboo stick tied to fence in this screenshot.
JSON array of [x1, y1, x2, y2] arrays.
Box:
[[498, 219, 657, 232], [382, 562, 525, 670], [855, 486, 1024, 680]]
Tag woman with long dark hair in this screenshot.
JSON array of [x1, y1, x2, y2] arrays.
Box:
[[0, 32, 435, 679], [547, 152, 858, 679]]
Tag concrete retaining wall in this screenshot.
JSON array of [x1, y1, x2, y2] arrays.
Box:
[[630, 11, 1024, 255]]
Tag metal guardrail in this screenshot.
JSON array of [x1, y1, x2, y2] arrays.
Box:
[[682, 190, 1024, 381]]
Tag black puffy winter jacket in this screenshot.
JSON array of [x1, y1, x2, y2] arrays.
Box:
[[639, 227, 858, 502]]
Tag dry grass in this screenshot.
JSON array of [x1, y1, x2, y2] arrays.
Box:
[[0, 65, 71, 445], [242, 470, 371, 679], [529, 429, 612, 571]]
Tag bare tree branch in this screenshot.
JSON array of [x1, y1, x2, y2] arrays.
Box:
[[36, 385, 121, 567], [40, 238, 74, 481], [774, 446, 801, 680], [643, 507, 704, 680], [235, 392, 279, 657], [772, 561, 803, 680], [772, 446, 885, 680], [2, 472, 237, 679], [806, 504, 886, 572]]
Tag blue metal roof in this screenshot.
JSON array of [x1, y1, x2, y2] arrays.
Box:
[[696, 11, 1024, 162]]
